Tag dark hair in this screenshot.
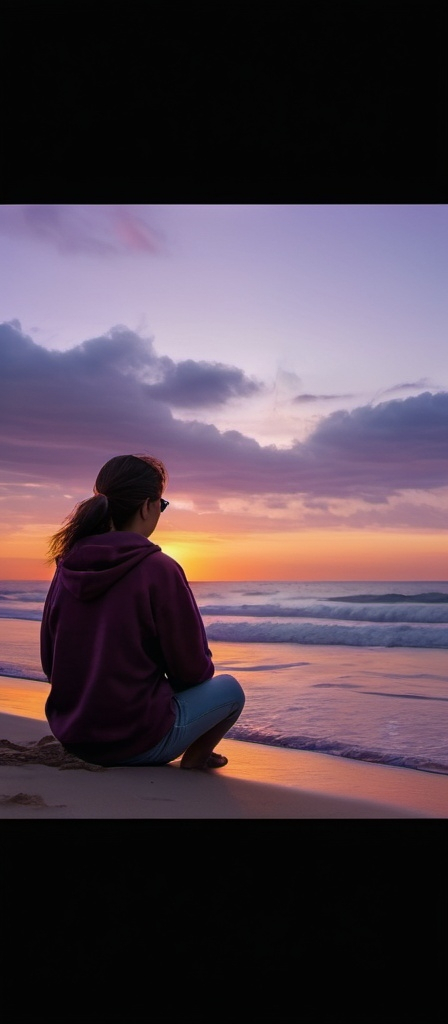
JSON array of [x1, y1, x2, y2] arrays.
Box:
[[47, 454, 167, 564]]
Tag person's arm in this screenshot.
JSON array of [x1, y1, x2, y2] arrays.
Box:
[[150, 555, 214, 689]]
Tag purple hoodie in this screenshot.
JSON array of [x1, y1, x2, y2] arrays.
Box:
[[40, 532, 214, 765]]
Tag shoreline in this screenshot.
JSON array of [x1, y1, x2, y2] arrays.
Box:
[[4, 630, 448, 779], [1, 707, 448, 817]]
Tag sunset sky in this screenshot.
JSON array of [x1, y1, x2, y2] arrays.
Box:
[[1, 204, 447, 581]]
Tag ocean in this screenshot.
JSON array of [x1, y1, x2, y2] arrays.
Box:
[[1, 578, 447, 775]]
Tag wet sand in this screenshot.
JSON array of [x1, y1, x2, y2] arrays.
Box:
[[1, 706, 447, 818]]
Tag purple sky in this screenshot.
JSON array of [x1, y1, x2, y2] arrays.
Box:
[[0, 204, 447, 571]]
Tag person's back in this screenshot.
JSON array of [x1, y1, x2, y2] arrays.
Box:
[[41, 453, 245, 770]]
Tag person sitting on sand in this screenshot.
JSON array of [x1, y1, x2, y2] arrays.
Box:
[[40, 453, 245, 770]]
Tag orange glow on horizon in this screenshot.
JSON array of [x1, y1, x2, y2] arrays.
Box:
[[1, 528, 446, 582], [161, 529, 448, 581]]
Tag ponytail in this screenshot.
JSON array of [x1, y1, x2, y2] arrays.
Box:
[[47, 494, 111, 564]]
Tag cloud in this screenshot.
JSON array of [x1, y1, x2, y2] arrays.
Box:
[[311, 391, 448, 450], [302, 391, 448, 497], [146, 358, 262, 408], [299, 494, 448, 531], [0, 205, 165, 257], [1, 321, 447, 505], [380, 378, 435, 394], [371, 378, 446, 402], [0, 320, 261, 408], [293, 392, 355, 404], [0, 321, 265, 485]]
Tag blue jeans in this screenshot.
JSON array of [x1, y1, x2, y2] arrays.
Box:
[[118, 673, 245, 766]]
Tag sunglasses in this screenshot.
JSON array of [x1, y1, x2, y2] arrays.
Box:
[[160, 498, 169, 512]]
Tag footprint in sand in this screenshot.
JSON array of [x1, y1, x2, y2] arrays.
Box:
[[0, 792, 65, 807]]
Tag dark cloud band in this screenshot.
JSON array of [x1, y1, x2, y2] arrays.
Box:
[[1, 320, 447, 503]]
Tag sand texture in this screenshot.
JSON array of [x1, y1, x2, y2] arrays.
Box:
[[1, 711, 448, 818]]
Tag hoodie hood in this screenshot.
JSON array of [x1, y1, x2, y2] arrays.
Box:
[[59, 532, 162, 601]]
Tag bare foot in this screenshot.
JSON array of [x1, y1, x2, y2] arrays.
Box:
[[180, 751, 228, 771]]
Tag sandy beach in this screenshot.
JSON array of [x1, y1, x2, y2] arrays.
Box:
[[1, 691, 448, 818]]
